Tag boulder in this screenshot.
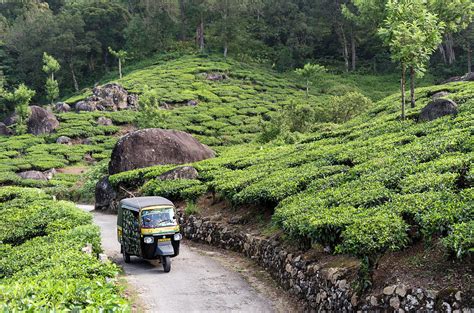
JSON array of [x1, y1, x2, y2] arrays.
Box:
[[431, 91, 449, 100], [108, 128, 215, 175], [3, 113, 18, 126], [43, 168, 57, 180], [462, 72, 474, 81], [82, 138, 93, 145], [95, 176, 117, 211], [419, 99, 458, 121], [0, 122, 11, 136], [27, 106, 59, 135], [127, 94, 139, 107], [205, 72, 228, 81], [55, 102, 71, 113], [75, 100, 96, 112], [440, 76, 462, 84], [18, 170, 48, 180], [97, 116, 113, 126], [93, 83, 129, 110], [187, 99, 199, 106], [159, 166, 199, 180], [56, 136, 72, 144], [73, 83, 138, 112]]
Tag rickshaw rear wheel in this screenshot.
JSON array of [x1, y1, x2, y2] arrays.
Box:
[[122, 246, 131, 263], [162, 256, 171, 272]]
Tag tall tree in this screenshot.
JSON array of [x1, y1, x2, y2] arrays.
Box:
[[378, 0, 443, 118], [108, 47, 128, 79], [427, 0, 474, 65], [42, 52, 60, 104]]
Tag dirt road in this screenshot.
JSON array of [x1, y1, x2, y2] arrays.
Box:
[[78, 205, 281, 313]]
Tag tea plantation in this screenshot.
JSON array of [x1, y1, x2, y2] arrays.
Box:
[[0, 187, 129, 311], [110, 81, 474, 259]]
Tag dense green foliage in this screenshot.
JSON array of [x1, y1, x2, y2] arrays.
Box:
[[0, 0, 472, 104], [0, 186, 129, 311], [110, 81, 474, 258]]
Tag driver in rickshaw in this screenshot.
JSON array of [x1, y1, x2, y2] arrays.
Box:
[[142, 211, 171, 228]]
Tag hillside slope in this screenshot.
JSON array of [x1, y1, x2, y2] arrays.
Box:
[[110, 81, 473, 261]]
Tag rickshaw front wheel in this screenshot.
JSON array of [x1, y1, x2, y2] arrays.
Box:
[[162, 256, 171, 272], [122, 246, 131, 263]]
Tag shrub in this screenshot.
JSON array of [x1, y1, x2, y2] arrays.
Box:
[[443, 221, 474, 259], [336, 212, 409, 256]]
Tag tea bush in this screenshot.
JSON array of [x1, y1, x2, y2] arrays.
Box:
[[0, 187, 129, 310], [109, 81, 473, 259]]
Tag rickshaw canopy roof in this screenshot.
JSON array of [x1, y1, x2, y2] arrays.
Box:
[[120, 196, 174, 212]]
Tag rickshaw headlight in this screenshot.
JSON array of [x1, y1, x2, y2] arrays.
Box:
[[144, 236, 154, 244], [174, 233, 183, 241]]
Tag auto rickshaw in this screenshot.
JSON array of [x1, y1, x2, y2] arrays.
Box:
[[117, 196, 182, 272]]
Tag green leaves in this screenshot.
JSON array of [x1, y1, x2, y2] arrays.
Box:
[[0, 187, 129, 310]]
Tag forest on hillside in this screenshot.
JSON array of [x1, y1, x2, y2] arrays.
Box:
[[0, 0, 473, 105]]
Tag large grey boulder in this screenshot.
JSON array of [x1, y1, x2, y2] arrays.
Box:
[[0, 122, 11, 136], [95, 176, 117, 211], [3, 113, 18, 126], [159, 166, 199, 180], [75, 100, 96, 112], [463, 72, 474, 81], [419, 99, 458, 121], [27, 106, 59, 135], [18, 170, 48, 180], [55, 102, 71, 113], [108, 128, 215, 175], [74, 83, 138, 112], [97, 116, 113, 126], [56, 136, 72, 144]]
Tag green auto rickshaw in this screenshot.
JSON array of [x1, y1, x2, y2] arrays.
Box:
[[117, 196, 182, 272]]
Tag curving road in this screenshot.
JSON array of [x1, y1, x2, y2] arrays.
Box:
[[78, 205, 278, 313]]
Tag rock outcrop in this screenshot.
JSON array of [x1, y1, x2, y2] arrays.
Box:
[[3, 113, 18, 126], [56, 136, 72, 144], [75, 83, 137, 112], [55, 102, 71, 113], [18, 170, 48, 180], [108, 128, 215, 175], [97, 116, 113, 126], [95, 176, 118, 211], [27, 106, 59, 135], [0, 122, 11, 136], [419, 99, 458, 121]]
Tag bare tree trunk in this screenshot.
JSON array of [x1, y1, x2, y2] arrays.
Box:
[[179, 0, 186, 41], [199, 15, 205, 52], [410, 66, 415, 108], [401, 64, 406, 120], [118, 58, 122, 79], [224, 42, 228, 59], [445, 34, 456, 65], [339, 25, 349, 72], [468, 42, 472, 73], [351, 28, 356, 71], [69, 63, 79, 92], [438, 44, 447, 64]]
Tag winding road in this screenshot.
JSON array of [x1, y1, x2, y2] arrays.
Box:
[[78, 205, 281, 313]]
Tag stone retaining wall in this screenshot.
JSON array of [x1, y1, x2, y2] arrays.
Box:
[[182, 215, 471, 312]]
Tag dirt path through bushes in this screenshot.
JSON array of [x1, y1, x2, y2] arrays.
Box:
[[78, 205, 283, 313]]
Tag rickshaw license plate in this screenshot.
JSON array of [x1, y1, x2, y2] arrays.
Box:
[[158, 238, 171, 242]]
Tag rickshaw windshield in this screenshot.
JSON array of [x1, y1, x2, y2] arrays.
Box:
[[141, 207, 176, 229]]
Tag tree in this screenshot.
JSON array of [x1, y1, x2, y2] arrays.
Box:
[[42, 52, 60, 104], [427, 0, 474, 65], [108, 47, 128, 79], [378, 0, 443, 118], [2, 83, 35, 134], [45, 77, 59, 105], [295, 63, 327, 98]]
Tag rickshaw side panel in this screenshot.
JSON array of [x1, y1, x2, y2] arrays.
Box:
[[122, 208, 141, 256]]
